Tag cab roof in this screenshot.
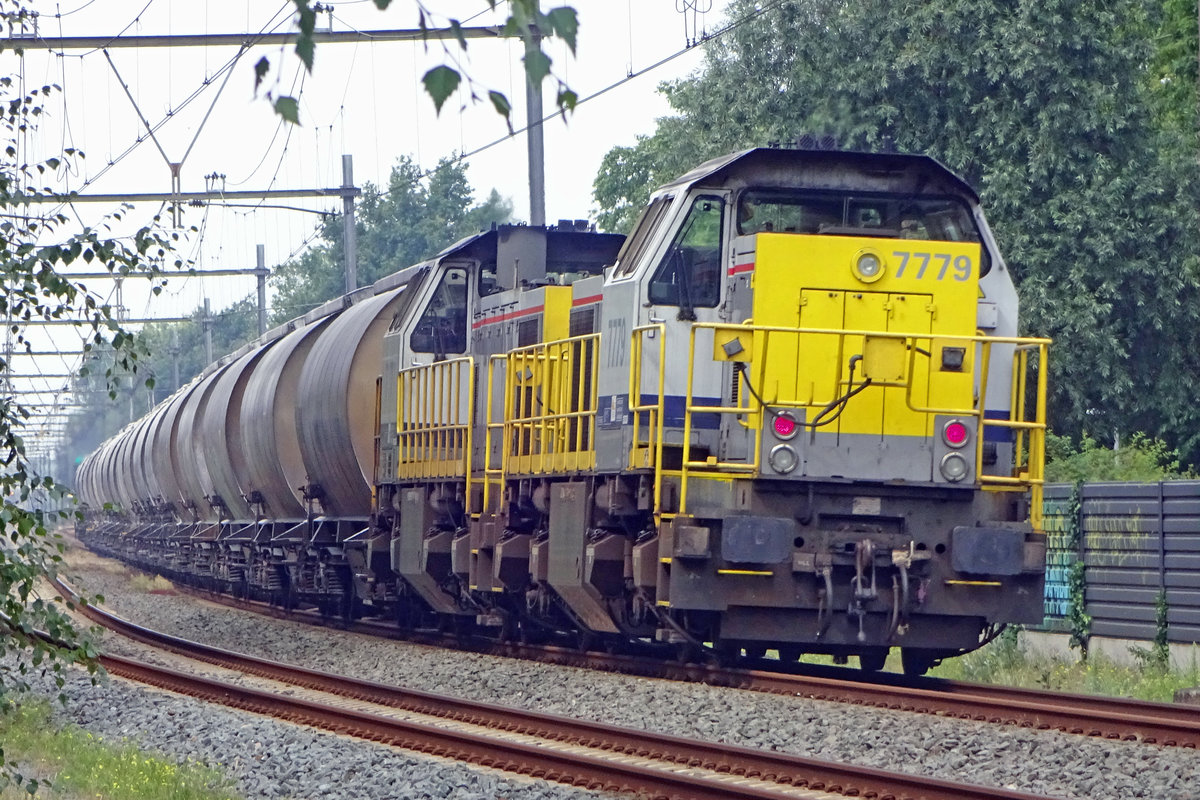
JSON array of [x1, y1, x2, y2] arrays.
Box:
[[660, 147, 980, 204]]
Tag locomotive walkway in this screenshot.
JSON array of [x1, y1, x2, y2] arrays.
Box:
[[56, 577, 1053, 800]]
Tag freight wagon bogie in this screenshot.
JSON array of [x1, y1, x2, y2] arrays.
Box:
[[78, 145, 1050, 675]]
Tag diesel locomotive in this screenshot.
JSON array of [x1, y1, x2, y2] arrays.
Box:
[[77, 146, 1050, 674]]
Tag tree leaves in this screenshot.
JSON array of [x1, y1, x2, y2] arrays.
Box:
[[273, 96, 300, 125], [265, 2, 581, 125], [544, 7, 578, 54], [254, 56, 270, 90], [0, 36, 131, 775], [422, 66, 462, 114], [291, 0, 317, 73], [522, 48, 553, 86]]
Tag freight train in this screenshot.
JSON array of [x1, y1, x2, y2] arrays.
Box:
[[77, 145, 1050, 675]]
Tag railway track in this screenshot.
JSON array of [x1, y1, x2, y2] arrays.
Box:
[[56, 577, 1052, 800], [158, 577, 1200, 750]]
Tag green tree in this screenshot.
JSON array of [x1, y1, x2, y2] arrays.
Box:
[[51, 297, 260, 482], [594, 0, 1200, 465], [2, 1, 182, 789], [271, 155, 511, 323], [1149, 0, 1200, 138], [1045, 432, 1193, 483]]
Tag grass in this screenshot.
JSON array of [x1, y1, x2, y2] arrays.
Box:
[[927, 627, 1200, 702], [0, 701, 239, 800], [125, 575, 175, 594]]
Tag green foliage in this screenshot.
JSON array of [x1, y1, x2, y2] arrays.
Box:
[[263, 2, 581, 124], [1065, 483, 1091, 660], [593, 0, 1200, 467], [1129, 588, 1172, 673], [2, 0, 176, 787], [0, 700, 238, 800], [1067, 559, 1091, 661], [422, 66, 462, 114], [932, 629, 1200, 703], [270, 155, 511, 324], [1148, 0, 1199, 137], [1045, 432, 1193, 483]]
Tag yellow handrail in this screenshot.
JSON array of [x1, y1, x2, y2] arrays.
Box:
[[676, 322, 1049, 522], [628, 324, 667, 519], [396, 357, 475, 507], [485, 333, 601, 486]]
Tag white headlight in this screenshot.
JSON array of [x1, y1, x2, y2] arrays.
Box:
[[769, 444, 799, 474], [853, 250, 885, 283], [940, 452, 969, 482]]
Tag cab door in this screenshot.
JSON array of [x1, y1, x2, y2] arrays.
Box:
[[394, 264, 477, 481], [641, 194, 731, 434]]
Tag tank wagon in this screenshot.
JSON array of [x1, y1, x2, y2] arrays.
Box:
[[78, 146, 1050, 674]]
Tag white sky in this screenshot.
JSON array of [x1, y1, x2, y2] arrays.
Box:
[[11, 0, 724, 449]]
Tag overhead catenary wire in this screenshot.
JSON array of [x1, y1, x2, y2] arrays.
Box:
[[453, 0, 789, 166], [48, 2, 295, 207]]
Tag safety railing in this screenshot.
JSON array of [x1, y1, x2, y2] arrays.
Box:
[[628, 324, 667, 519], [679, 322, 1050, 525], [485, 333, 601, 488], [396, 357, 475, 502]]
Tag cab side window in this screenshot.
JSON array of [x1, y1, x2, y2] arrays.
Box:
[[648, 195, 725, 314], [410, 267, 468, 356]]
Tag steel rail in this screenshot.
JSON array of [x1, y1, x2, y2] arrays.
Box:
[[164, 575, 1200, 750], [58, 577, 1052, 800], [67, 533, 1200, 749]]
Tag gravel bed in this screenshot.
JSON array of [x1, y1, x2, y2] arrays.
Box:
[[62, 551, 1200, 800], [15, 664, 613, 800]]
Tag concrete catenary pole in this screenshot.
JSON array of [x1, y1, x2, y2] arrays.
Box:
[[256, 244, 267, 336], [342, 155, 358, 294], [525, 19, 545, 228]]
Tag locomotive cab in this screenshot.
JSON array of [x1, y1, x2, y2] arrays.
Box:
[[599, 148, 1048, 670]]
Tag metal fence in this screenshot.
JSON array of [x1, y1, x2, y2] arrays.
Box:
[[1042, 482, 1200, 644]]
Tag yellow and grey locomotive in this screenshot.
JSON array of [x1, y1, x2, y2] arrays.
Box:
[[78, 146, 1049, 673]]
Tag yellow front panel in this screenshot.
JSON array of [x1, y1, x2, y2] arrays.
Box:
[[752, 233, 981, 440], [884, 292, 932, 436], [542, 286, 572, 342], [841, 291, 888, 436], [796, 289, 842, 406]]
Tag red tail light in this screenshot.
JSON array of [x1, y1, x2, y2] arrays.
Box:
[[773, 414, 797, 439], [943, 419, 969, 448]]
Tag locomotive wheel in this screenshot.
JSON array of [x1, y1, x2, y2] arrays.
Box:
[[712, 641, 739, 668], [900, 648, 937, 676], [674, 642, 701, 664], [777, 645, 803, 663], [337, 593, 354, 624], [858, 649, 889, 672]]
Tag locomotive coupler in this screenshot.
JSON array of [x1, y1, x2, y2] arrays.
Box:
[[849, 538, 879, 642]]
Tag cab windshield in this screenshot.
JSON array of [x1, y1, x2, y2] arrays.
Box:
[[737, 190, 990, 274]]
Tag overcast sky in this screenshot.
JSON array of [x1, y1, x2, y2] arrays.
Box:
[[12, 0, 729, 439], [18, 1, 717, 312]]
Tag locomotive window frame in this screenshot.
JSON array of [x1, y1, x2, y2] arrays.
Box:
[[736, 189, 992, 276], [409, 266, 469, 357], [613, 194, 674, 277], [647, 194, 726, 313]]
